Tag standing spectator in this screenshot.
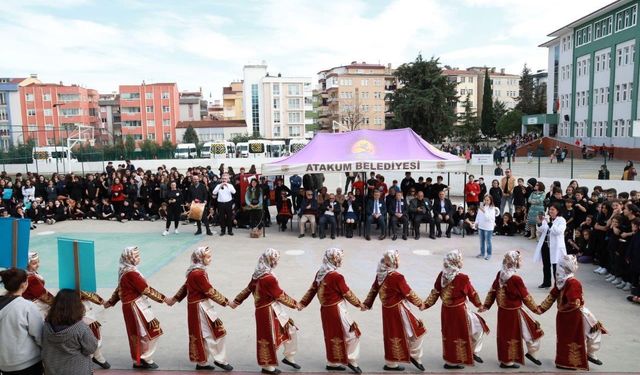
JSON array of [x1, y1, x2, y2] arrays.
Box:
[[259, 176, 271, 227], [499, 169, 516, 214], [477, 195, 499, 260], [494, 163, 504, 176], [623, 161, 637, 180], [512, 178, 527, 212], [110, 177, 126, 215], [42, 290, 98, 375], [244, 179, 263, 232], [400, 172, 415, 197], [477, 177, 487, 202], [534, 202, 567, 288], [527, 181, 546, 240], [0, 268, 44, 375], [344, 172, 356, 193], [464, 175, 480, 210], [213, 173, 236, 236], [489, 179, 503, 212], [189, 175, 212, 236], [163, 181, 182, 236], [598, 165, 610, 180], [298, 190, 318, 238]]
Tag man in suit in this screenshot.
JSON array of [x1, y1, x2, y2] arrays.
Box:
[[387, 190, 409, 241], [433, 190, 454, 238], [365, 190, 387, 241], [318, 193, 341, 239], [409, 191, 435, 240], [188, 175, 212, 236]]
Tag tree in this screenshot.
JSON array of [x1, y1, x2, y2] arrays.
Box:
[[124, 135, 136, 155], [387, 55, 457, 142], [496, 109, 524, 137], [480, 69, 496, 137], [457, 93, 481, 143], [533, 82, 547, 114], [182, 125, 199, 145], [493, 99, 507, 123], [140, 140, 159, 156], [339, 99, 366, 131], [515, 64, 536, 115]]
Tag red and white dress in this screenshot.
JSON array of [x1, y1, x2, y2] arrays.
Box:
[[22, 272, 54, 317], [81, 291, 108, 363]]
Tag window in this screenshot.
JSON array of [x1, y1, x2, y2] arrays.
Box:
[[469, 76, 474, 83], [575, 25, 592, 47], [622, 83, 628, 100], [361, 79, 368, 86], [273, 83, 280, 96], [618, 48, 623, 66], [373, 91, 382, 99], [273, 98, 280, 109], [273, 126, 280, 137], [374, 117, 383, 125], [288, 98, 301, 109], [43, 108, 52, 116], [594, 16, 613, 40], [164, 132, 171, 140], [123, 120, 141, 127], [629, 82, 634, 100], [121, 93, 140, 100], [624, 46, 631, 65], [162, 119, 170, 126], [27, 109, 36, 116], [593, 121, 606, 137], [161, 92, 169, 99], [288, 112, 302, 123], [147, 120, 155, 127], [60, 108, 81, 116], [273, 111, 280, 124], [122, 107, 140, 114], [145, 92, 153, 100], [287, 84, 301, 96], [162, 106, 170, 113], [288, 125, 301, 137], [28, 123, 37, 131], [360, 105, 369, 112], [42, 93, 51, 101], [460, 89, 466, 95], [374, 104, 382, 112], [147, 133, 156, 140], [615, 85, 621, 101], [361, 91, 369, 99], [132, 134, 142, 141], [615, 4, 637, 32], [145, 106, 153, 113], [468, 89, 473, 95], [25, 93, 34, 101], [0, 93, 5, 105], [0, 108, 7, 121], [44, 123, 53, 130], [575, 121, 587, 137]]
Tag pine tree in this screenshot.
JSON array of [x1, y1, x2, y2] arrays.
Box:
[[533, 82, 547, 114], [182, 125, 199, 145], [515, 64, 536, 115], [387, 55, 457, 142], [493, 99, 507, 123], [457, 93, 481, 143], [480, 69, 496, 137], [496, 109, 524, 137], [124, 135, 136, 155]]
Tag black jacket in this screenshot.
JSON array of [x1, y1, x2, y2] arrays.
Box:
[[387, 198, 408, 216], [432, 198, 453, 217], [189, 183, 208, 204]]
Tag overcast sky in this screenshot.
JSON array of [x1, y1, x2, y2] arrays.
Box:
[[1, 0, 610, 101]]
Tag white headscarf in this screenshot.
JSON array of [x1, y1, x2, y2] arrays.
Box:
[[441, 250, 463, 287], [316, 247, 343, 283], [499, 250, 521, 287], [556, 254, 578, 290], [252, 248, 280, 280], [376, 249, 399, 284], [186, 246, 211, 277], [118, 246, 140, 280], [27, 252, 42, 279]]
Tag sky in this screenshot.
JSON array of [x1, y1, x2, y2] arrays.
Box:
[[1, 0, 611, 101]]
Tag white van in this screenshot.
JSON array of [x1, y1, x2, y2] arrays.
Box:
[[174, 143, 197, 159], [268, 140, 286, 157], [236, 142, 249, 158], [202, 141, 236, 158], [33, 146, 76, 162], [288, 139, 309, 154], [248, 139, 268, 158]]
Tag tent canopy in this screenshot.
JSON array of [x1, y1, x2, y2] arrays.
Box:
[[261, 128, 466, 175]]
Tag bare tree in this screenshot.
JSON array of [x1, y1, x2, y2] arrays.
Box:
[[338, 99, 366, 131]]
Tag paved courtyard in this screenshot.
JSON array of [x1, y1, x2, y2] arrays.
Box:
[[27, 217, 639, 374]]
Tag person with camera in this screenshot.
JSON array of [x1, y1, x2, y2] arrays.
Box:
[[534, 202, 567, 288], [189, 175, 212, 236], [162, 181, 182, 236], [213, 173, 236, 236]]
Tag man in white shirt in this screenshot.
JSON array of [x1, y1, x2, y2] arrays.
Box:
[[213, 173, 236, 236]]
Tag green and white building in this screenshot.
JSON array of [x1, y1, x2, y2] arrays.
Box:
[[538, 0, 640, 152]]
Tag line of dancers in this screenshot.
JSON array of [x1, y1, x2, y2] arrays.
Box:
[[22, 247, 607, 373]]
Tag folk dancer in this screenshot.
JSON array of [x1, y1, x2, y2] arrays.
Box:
[[167, 246, 234, 371], [299, 248, 365, 373], [363, 250, 426, 372], [104, 246, 168, 369], [422, 250, 490, 370], [538, 255, 607, 370], [22, 252, 54, 317], [230, 248, 301, 374], [479, 251, 544, 368], [81, 290, 111, 369]]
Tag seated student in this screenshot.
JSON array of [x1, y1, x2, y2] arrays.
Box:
[[342, 191, 361, 238], [452, 205, 465, 235], [513, 205, 526, 233], [84, 199, 97, 219], [463, 206, 477, 235], [157, 202, 168, 221], [69, 200, 85, 220], [98, 198, 115, 220], [495, 212, 516, 236], [44, 201, 56, 224], [131, 201, 147, 221], [579, 214, 594, 232], [53, 200, 67, 223], [117, 200, 133, 222], [568, 229, 595, 264]]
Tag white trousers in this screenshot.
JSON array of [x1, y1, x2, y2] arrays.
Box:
[[502, 310, 541, 366], [582, 308, 602, 358], [133, 305, 159, 363], [467, 310, 485, 355], [328, 302, 360, 367], [385, 303, 423, 367], [262, 324, 298, 371], [198, 307, 228, 365]]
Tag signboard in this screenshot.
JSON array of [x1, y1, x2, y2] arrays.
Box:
[[471, 154, 494, 166], [57, 238, 97, 292], [527, 117, 538, 125], [0, 218, 31, 269]]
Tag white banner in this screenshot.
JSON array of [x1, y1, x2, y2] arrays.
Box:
[[470, 154, 494, 166]]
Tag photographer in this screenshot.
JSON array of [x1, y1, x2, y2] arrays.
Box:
[[213, 173, 236, 236]]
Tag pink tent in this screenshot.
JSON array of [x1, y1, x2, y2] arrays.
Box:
[[261, 128, 466, 175]]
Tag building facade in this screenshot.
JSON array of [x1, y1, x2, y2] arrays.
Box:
[[222, 81, 244, 120], [541, 0, 640, 150], [0, 76, 40, 150], [175, 120, 247, 142], [118, 83, 179, 144], [317, 62, 397, 132], [442, 69, 480, 124], [179, 91, 208, 122], [98, 93, 122, 145], [19, 82, 100, 147]]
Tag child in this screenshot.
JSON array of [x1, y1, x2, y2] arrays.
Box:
[[496, 212, 516, 236], [563, 199, 575, 230], [513, 206, 526, 234], [452, 206, 465, 235], [463, 206, 477, 235], [489, 179, 502, 210], [579, 214, 594, 232]]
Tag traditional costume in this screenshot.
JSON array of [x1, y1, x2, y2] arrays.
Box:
[[81, 290, 110, 369], [22, 252, 54, 317], [300, 248, 363, 373], [172, 247, 233, 371], [363, 250, 426, 371], [105, 246, 166, 369], [233, 248, 300, 374], [482, 251, 543, 368], [538, 255, 607, 370], [423, 250, 489, 369]]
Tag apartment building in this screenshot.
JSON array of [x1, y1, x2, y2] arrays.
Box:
[[317, 62, 397, 132], [175, 119, 247, 142], [179, 91, 208, 121], [118, 83, 179, 144], [539, 0, 640, 152], [242, 63, 313, 138], [98, 93, 122, 145], [442, 69, 480, 123], [222, 81, 243, 120], [19, 82, 100, 147], [0, 75, 40, 150]]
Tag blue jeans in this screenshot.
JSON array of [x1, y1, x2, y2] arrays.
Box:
[[479, 229, 493, 256]]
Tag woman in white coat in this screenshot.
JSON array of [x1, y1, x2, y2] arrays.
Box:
[[534, 202, 567, 288]]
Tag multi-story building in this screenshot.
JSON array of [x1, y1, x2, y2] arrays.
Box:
[[222, 81, 243, 120], [317, 62, 397, 132], [98, 93, 122, 145], [538, 0, 640, 154], [242, 63, 312, 138], [466, 67, 521, 112], [442, 69, 480, 123], [179, 91, 208, 121], [0, 75, 40, 150], [208, 100, 224, 120], [175, 120, 247, 142], [118, 83, 179, 144], [19, 82, 100, 147]]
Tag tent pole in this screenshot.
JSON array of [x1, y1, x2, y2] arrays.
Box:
[[447, 173, 450, 199], [462, 172, 466, 239]]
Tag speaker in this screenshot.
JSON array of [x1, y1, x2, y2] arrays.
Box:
[[564, 114, 570, 121]]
